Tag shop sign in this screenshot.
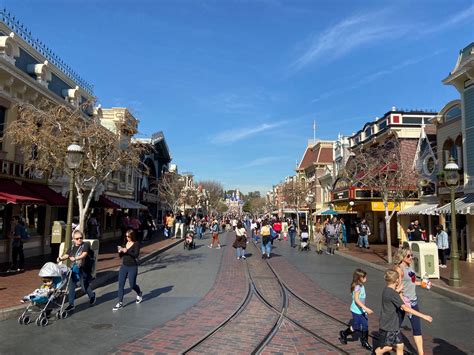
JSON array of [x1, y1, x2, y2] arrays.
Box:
[[371, 201, 400, 211], [334, 204, 348, 212], [333, 190, 348, 200]]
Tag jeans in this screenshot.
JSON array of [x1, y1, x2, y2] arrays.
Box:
[[352, 312, 369, 332], [261, 239, 272, 256], [12, 244, 24, 269], [438, 249, 447, 265], [196, 226, 203, 239], [117, 264, 141, 302], [236, 247, 244, 258], [68, 269, 94, 306], [289, 231, 296, 247], [359, 234, 369, 248]]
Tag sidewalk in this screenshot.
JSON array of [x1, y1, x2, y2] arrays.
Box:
[[0, 233, 183, 321], [337, 243, 474, 307]]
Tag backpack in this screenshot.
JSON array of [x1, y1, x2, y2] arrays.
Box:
[[20, 225, 30, 240], [325, 223, 338, 238]]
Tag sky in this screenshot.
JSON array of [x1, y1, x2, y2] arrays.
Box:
[[4, 0, 473, 194]]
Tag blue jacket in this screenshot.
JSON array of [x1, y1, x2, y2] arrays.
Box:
[[436, 230, 449, 250]]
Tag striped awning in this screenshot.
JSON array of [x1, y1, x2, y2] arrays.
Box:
[[435, 194, 474, 215], [398, 203, 439, 216], [107, 196, 148, 210]]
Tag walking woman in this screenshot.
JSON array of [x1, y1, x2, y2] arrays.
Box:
[[113, 229, 143, 310], [394, 246, 426, 355], [233, 221, 247, 259]]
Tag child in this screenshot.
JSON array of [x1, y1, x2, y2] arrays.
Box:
[[374, 269, 433, 355], [21, 277, 54, 303], [339, 269, 374, 351], [208, 220, 221, 249]]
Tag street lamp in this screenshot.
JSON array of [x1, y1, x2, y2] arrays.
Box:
[[444, 156, 462, 287], [64, 139, 84, 255], [305, 193, 315, 241]]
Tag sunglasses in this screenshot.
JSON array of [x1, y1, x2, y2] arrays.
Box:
[[406, 254, 413, 258], [74, 237, 84, 240]]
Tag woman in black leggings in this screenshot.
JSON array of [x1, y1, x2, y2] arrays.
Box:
[[113, 230, 143, 310]]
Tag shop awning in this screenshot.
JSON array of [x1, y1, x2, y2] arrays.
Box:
[[107, 196, 147, 210], [313, 208, 339, 215], [398, 203, 439, 216], [22, 182, 68, 206], [90, 195, 121, 209], [435, 194, 474, 215], [0, 179, 46, 204]]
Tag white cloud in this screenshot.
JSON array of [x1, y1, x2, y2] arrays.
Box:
[[242, 156, 282, 168], [311, 50, 444, 103], [212, 121, 286, 144], [421, 4, 474, 35], [292, 10, 406, 70]]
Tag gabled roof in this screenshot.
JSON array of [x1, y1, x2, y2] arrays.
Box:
[[297, 142, 333, 171]]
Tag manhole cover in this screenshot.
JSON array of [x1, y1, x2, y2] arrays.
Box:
[[91, 323, 113, 329]]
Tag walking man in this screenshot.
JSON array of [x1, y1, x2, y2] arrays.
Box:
[[356, 218, 371, 249]]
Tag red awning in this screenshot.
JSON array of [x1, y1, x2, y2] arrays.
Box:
[[91, 195, 120, 209], [0, 179, 47, 204], [22, 182, 68, 206]]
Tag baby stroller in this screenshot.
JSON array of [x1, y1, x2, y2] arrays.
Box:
[[184, 230, 195, 250], [299, 232, 310, 251], [18, 262, 71, 326]]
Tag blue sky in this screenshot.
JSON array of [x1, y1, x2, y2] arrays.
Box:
[[5, 0, 473, 193]]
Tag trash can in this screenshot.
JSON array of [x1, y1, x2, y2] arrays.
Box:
[[408, 241, 439, 279]]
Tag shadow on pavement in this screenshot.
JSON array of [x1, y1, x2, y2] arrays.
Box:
[[432, 338, 468, 355]]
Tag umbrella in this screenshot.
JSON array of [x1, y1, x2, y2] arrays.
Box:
[[320, 209, 339, 215]]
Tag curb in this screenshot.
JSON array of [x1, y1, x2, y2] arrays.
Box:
[[336, 251, 474, 307], [0, 238, 183, 322]]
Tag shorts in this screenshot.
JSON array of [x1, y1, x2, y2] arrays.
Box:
[[212, 232, 219, 241], [378, 329, 402, 347], [401, 301, 422, 336]]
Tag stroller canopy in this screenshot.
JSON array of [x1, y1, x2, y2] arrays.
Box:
[[38, 262, 65, 277]]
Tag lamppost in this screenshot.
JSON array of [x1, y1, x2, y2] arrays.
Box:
[[444, 156, 462, 287], [305, 193, 315, 241], [64, 139, 84, 254]]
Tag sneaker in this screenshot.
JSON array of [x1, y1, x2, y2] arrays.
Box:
[[136, 293, 143, 304], [65, 304, 75, 312], [217, 245, 221, 249], [208, 245, 212, 248], [112, 302, 123, 311], [237, 256, 240, 260], [89, 293, 96, 306], [241, 256, 246, 259]]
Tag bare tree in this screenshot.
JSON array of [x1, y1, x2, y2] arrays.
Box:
[[281, 179, 310, 229], [198, 180, 224, 214], [158, 172, 185, 213], [345, 135, 418, 263], [7, 100, 147, 232], [181, 186, 199, 212]]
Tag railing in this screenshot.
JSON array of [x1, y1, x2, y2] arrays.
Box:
[[0, 8, 94, 95]]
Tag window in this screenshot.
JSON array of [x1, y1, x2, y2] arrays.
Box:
[[0, 106, 6, 151], [403, 116, 423, 124], [364, 126, 372, 138], [445, 106, 461, 122], [378, 120, 387, 130]]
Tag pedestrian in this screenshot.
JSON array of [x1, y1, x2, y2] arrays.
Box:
[[373, 269, 432, 355], [174, 212, 184, 239], [300, 220, 309, 248], [142, 213, 154, 241], [260, 220, 272, 259], [393, 246, 427, 355], [113, 229, 143, 310], [8, 216, 25, 272], [324, 217, 340, 255], [379, 218, 386, 244], [340, 217, 348, 249], [233, 221, 247, 260], [165, 212, 174, 238], [356, 218, 371, 249], [129, 214, 141, 241], [288, 219, 297, 248], [407, 219, 425, 242], [435, 225, 449, 268], [272, 218, 282, 240], [339, 268, 374, 351], [58, 230, 96, 312], [196, 218, 203, 239], [314, 218, 324, 254], [208, 219, 221, 249], [87, 213, 100, 239]]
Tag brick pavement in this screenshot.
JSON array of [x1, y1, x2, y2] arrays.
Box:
[[268, 249, 470, 354], [338, 243, 474, 303], [0, 233, 179, 318], [112, 233, 247, 354]]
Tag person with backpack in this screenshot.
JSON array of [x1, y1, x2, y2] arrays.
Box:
[[209, 219, 221, 249], [8, 216, 26, 272], [324, 217, 340, 255], [58, 230, 96, 312], [356, 218, 371, 249], [260, 220, 272, 259]]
